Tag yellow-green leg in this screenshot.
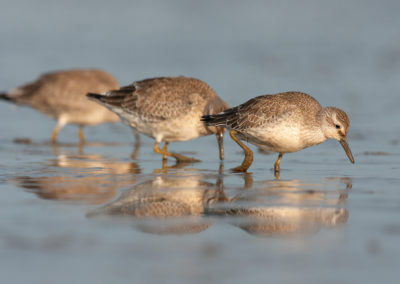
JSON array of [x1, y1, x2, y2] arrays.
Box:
[[230, 130, 253, 172], [153, 141, 200, 163], [153, 141, 167, 160], [161, 142, 169, 160], [274, 153, 283, 179]]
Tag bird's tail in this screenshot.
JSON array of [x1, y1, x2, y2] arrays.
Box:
[[202, 97, 231, 127], [86, 92, 103, 101], [201, 113, 226, 127], [87, 92, 112, 104], [87, 91, 128, 107], [201, 105, 238, 128], [0, 92, 12, 102]]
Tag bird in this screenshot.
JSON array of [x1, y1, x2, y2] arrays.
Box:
[[0, 69, 120, 144], [87, 76, 229, 162], [201, 91, 354, 177]]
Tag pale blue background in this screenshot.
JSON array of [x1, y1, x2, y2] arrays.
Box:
[[1, 1, 400, 283]]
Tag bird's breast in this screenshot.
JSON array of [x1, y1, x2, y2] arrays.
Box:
[[244, 125, 315, 153]]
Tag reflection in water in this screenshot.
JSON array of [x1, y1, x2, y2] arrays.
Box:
[[215, 207, 348, 237], [13, 149, 140, 204], [13, 138, 141, 162], [208, 175, 351, 237], [88, 166, 351, 237], [12, 139, 351, 237], [15, 175, 117, 204], [87, 169, 226, 234]]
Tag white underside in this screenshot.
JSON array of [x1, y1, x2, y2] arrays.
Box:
[[111, 107, 210, 142], [242, 123, 325, 153]]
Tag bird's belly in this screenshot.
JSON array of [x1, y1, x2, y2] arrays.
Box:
[[155, 119, 204, 142], [245, 126, 306, 153], [115, 110, 208, 142]]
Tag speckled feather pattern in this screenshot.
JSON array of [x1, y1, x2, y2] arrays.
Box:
[[204, 92, 322, 131], [89, 76, 229, 142], [202, 92, 351, 153], [97, 76, 226, 122]]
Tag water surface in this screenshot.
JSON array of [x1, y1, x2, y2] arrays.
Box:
[[1, 1, 400, 283]]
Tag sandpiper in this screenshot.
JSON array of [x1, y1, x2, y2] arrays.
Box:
[[87, 76, 229, 162], [202, 91, 354, 177], [0, 69, 120, 143]]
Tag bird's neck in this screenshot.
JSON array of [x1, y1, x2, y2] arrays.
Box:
[[302, 109, 328, 146]]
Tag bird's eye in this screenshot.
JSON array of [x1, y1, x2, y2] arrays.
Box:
[[335, 124, 341, 129]]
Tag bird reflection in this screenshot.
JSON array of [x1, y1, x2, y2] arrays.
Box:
[[87, 162, 350, 237], [87, 169, 226, 235], [208, 175, 351, 237], [13, 135, 141, 160], [13, 150, 140, 204]]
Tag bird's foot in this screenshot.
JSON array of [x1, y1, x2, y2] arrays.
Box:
[[170, 152, 201, 163], [231, 164, 249, 173]]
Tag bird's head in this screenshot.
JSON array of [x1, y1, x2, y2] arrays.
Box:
[[320, 107, 354, 163]]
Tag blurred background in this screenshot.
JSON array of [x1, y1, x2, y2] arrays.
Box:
[[1, 1, 399, 284], [1, 0, 399, 143]]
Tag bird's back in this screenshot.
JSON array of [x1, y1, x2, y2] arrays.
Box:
[[90, 76, 228, 123], [2, 69, 120, 122], [203, 92, 322, 131]]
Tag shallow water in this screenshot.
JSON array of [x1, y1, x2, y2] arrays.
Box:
[[1, 1, 400, 284]]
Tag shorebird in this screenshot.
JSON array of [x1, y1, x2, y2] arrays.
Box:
[[87, 76, 229, 162], [0, 69, 120, 144], [201, 91, 354, 177]]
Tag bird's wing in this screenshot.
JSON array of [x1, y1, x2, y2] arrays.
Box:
[[94, 77, 208, 122], [223, 95, 296, 131]]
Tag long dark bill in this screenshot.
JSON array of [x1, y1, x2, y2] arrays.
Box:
[[340, 138, 355, 163]]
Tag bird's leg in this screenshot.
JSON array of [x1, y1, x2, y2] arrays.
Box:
[[153, 141, 200, 163], [163, 142, 202, 163], [216, 131, 224, 160], [274, 153, 283, 179], [51, 127, 59, 144], [78, 125, 85, 145], [130, 130, 141, 160], [230, 130, 253, 172], [161, 142, 169, 160], [51, 119, 67, 144], [153, 141, 167, 160], [133, 129, 141, 147]]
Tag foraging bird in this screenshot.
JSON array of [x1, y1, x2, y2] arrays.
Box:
[[201, 91, 354, 177], [87, 76, 229, 162], [0, 69, 120, 143]]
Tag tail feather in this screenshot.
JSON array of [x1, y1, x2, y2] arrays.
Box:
[[86, 92, 103, 100], [87, 92, 127, 107], [201, 105, 239, 127], [201, 113, 225, 126], [86, 90, 135, 107], [0, 92, 12, 102]]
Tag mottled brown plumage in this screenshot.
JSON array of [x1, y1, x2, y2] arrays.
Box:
[[1, 69, 120, 143], [88, 76, 229, 162], [202, 92, 354, 176]]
